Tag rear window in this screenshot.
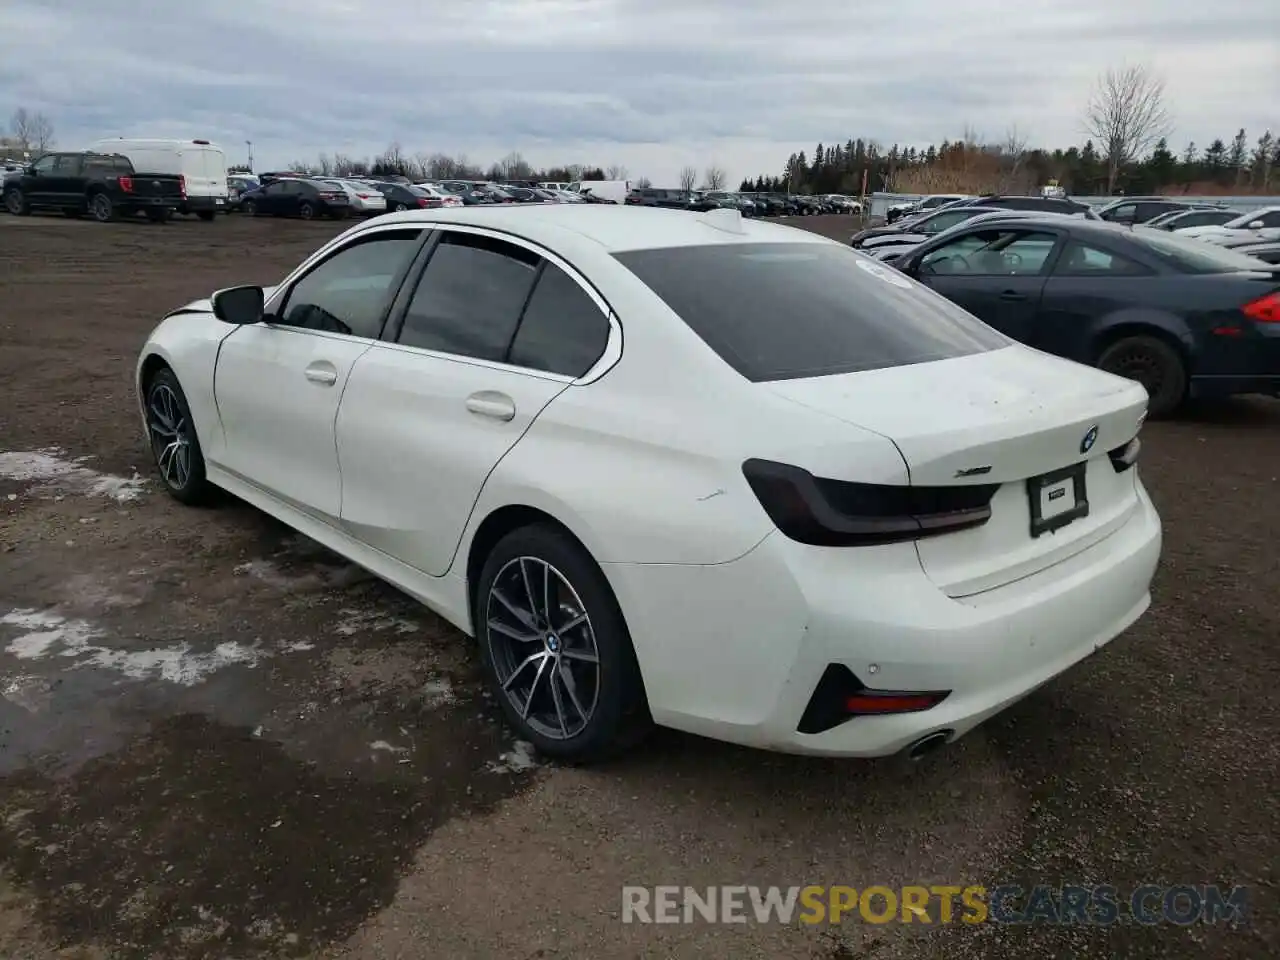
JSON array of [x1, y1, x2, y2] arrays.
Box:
[[1134, 231, 1273, 274], [613, 242, 1009, 382]]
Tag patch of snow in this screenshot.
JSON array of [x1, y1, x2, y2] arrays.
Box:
[[0, 449, 146, 503], [280, 640, 315, 652], [0, 608, 312, 686], [334, 608, 420, 637], [2, 674, 52, 712], [421, 677, 456, 707], [486, 740, 539, 774], [370, 740, 409, 754]]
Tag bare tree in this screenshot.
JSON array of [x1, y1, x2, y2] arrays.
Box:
[[287, 159, 315, 174], [316, 153, 334, 176], [678, 165, 697, 192], [703, 164, 727, 190], [634, 176, 652, 189], [497, 151, 532, 180], [10, 107, 55, 152], [605, 163, 628, 180], [1083, 64, 1173, 194]]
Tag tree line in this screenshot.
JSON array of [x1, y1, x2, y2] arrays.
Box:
[[745, 65, 1278, 198], [0, 108, 55, 156]]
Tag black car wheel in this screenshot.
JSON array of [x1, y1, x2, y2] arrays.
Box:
[[393, 202, 409, 212], [298, 201, 316, 220], [1097, 335, 1187, 418], [90, 193, 114, 222], [476, 524, 651, 763], [145, 367, 212, 505], [6, 187, 31, 215]]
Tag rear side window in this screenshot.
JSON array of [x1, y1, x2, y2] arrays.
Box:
[[508, 265, 609, 376], [1136, 230, 1273, 274], [1053, 240, 1152, 276], [613, 242, 1008, 382], [399, 233, 539, 361]]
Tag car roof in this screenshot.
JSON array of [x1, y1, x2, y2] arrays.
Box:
[[354, 204, 831, 252]]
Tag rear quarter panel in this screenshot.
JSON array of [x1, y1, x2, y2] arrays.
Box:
[[1034, 276, 1195, 362]]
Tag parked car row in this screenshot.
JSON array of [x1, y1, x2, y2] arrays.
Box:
[[859, 213, 1280, 416], [624, 188, 861, 217]]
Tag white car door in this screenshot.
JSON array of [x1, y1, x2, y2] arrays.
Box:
[[213, 226, 426, 521], [337, 227, 616, 577]]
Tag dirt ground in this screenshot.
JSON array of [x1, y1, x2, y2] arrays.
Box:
[[0, 211, 1276, 960]]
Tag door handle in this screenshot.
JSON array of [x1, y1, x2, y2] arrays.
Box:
[[304, 362, 338, 386], [999, 290, 1027, 302], [465, 391, 516, 422]]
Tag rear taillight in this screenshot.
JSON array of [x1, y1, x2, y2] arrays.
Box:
[[742, 458, 997, 547], [1242, 292, 1280, 323], [417, 198, 429, 207], [118, 176, 133, 193], [179, 175, 187, 199]]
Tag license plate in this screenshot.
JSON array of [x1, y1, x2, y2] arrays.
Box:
[[215, 198, 224, 205], [1026, 462, 1089, 538]]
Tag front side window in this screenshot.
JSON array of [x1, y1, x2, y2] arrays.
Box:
[[31, 155, 57, 174], [1104, 203, 1138, 223], [920, 229, 1058, 277], [614, 242, 1008, 382], [277, 231, 422, 338], [398, 233, 539, 361]]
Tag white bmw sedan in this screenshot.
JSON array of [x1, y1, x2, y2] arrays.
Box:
[[136, 205, 1162, 762]]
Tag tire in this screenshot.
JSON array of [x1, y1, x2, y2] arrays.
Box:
[[298, 201, 315, 220], [393, 202, 408, 212], [242, 199, 257, 216], [1097, 334, 1187, 418], [5, 187, 31, 216], [146, 207, 171, 223], [197, 210, 216, 221], [144, 367, 213, 505], [90, 193, 114, 223], [476, 524, 651, 763]]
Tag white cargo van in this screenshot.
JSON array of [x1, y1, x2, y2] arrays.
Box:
[[87, 138, 228, 219]]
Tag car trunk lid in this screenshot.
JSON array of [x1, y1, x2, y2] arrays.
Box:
[[765, 346, 1149, 596]]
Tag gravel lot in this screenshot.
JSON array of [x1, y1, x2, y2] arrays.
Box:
[[0, 211, 1276, 960]]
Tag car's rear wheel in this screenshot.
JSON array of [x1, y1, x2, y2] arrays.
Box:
[[6, 187, 31, 215], [145, 367, 212, 505], [476, 525, 651, 763], [1097, 335, 1187, 418], [90, 193, 114, 222]]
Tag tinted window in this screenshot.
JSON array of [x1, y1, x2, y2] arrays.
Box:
[[1102, 203, 1138, 223], [1053, 240, 1151, 277], [920, 229, 1058, 276], [918, 209, 983, 234], [508, 265, 609, 376], [263, 182, 285, 194], [399, 233, 539, 360], [1173, 210, 1234, 229], [278, 231, 421, 337], [1226, 209, 1280, 228], [613, 242, 1008, 382]]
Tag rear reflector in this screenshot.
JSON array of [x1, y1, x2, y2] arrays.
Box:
[[1242, 292, 1280, 323], [797, 664, 950, 734], [1108, 436, 1141, 472]]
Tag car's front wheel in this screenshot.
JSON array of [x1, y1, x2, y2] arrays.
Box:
[[145, 367, 212, 505], [477, 525, 651, 763], [6, 187, 31, 215]]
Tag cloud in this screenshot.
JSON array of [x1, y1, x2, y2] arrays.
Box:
[[1, 0, 1276, 185]]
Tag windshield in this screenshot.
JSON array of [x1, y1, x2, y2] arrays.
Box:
[[1135, 230, 1273, 273], [613, 242, 1008, 382]]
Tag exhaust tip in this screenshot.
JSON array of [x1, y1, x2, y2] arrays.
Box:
[[905, 730, 953, 761]]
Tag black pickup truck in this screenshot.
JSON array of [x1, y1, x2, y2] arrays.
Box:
[[3, 151, 186, 223]]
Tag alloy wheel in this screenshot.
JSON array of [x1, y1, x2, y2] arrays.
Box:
[[147, 383, 192, 490], [1105, 347, 1163, 398], [485, 556, 601, 740], [4, 190, 21, 215]]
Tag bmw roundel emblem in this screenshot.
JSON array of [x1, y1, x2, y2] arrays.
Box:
[[1080, 425, 1099, 454]]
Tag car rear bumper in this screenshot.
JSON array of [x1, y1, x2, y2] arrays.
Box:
[[179, 195, 226, 212], [608, 478, 1161, 757], [1190, 374, 1280, 398]]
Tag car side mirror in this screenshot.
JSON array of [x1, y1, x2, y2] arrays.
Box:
[[210, 285, 265, 325], [1247, 221, 1264, 230]]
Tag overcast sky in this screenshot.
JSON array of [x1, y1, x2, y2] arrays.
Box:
[[2, 0, 1276, 184]]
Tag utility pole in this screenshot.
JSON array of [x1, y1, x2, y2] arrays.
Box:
[[245, 140, 254, 172]]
